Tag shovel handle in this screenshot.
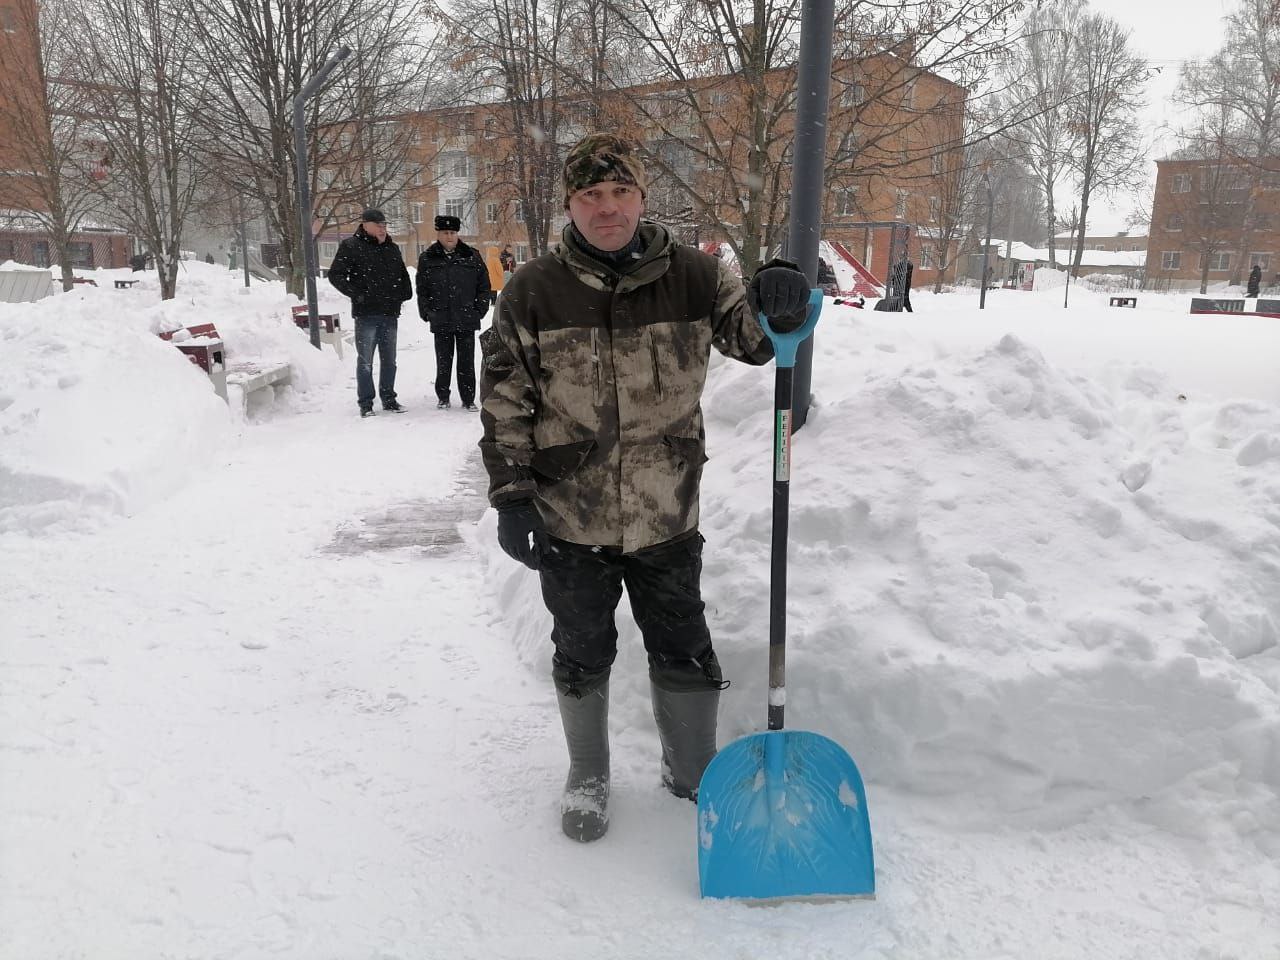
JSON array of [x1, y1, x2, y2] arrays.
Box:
[[758, 288, 824, 369], [761, 290, 823, 731]]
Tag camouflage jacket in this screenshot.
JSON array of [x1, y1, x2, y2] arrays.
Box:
[[479, 221, 773, 553]]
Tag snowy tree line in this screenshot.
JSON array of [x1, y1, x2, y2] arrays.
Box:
[[7, 0, 1265, 299]]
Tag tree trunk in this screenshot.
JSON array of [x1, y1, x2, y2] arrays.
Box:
[[1072, 185, 1091, 279]]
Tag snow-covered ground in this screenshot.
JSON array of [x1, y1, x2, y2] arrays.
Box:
[[2, 263, 1278, 959]]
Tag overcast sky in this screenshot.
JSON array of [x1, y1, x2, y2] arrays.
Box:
[[1083, 0, 1230, 231]]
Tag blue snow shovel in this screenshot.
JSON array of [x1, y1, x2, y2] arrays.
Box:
[[696, 289, 876, 902]]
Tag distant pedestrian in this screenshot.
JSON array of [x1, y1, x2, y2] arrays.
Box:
[[499, 244, 516, 275], [1247, 263, 1262, 298], [327, 208, 413, 417], [897, 255, 914, 313], [416, 214, 492, 411]]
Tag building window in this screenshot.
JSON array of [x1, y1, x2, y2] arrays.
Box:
[[1162, 251, 1181, 270], [32, 241, 49, 267], [485, 160, 499, 180], [384, 200, 403, 221], [514, 199, 525, 223], [835, 186, 858, 217], [444, 197, 465, 222], [840, 83, 865, 108], [1201, 251, 1230, 271], [486, 202, 499, 223], [412, 166, 424, 187], [921, 245, 934, 269], [452, 155, 470, 179], [1171, 173, 1191, 194], [931, 153, 942, 175], [319, 241, 339, 261], [411, 202, 424, 224], [1166, 213, 1184, 231], [484, 117, 498, 139], [0, 7, 16, 31], [895, 190, 908, 219], [67, 241, 95, 268], [515, 243, 529, 262], [1261, 172, 1280, 191], [1250, 253, 1270, 270], [927, 195, 939, 222]]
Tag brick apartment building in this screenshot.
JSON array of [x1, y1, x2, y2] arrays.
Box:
[[1146, 155, 1280, 292], [316, 48, 965, 289], [0, 0, 133, 271]]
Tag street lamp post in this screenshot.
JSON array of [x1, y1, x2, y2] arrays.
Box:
[[292, 46, 352, 349], [978, 172, 993, 310]]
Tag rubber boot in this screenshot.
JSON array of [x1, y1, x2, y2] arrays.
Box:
[[556, 680, 610, 842], [651, 682, 720, 801]]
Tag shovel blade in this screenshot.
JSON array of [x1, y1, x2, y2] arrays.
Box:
[[697, 729, 875, 901]]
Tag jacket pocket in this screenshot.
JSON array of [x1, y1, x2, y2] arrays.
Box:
[[532, 439, 597, 482], [663, 435, 708, 467]]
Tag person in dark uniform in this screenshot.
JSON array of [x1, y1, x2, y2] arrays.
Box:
[[416, 214, 492, 410]]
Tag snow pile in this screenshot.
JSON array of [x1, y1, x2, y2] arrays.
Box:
[[0, 262, 344, 533]]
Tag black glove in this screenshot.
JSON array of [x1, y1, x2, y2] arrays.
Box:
[[748, 265, 810, 332], [497, 501, 547, 570]]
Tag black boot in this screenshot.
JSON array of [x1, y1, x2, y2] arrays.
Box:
[[556, 680, 610, 842], [651, 682, 720, 801]]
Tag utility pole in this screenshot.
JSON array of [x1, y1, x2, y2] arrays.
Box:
[[979, 172, 993, 310], [788, 0, 836, 431], [292, 46, 352, 349]]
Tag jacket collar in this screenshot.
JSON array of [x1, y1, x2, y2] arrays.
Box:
[[425, 239, 475, 260], [554, 220, 674, 291]]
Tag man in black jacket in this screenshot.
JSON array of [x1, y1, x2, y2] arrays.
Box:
[[417, 214, 493, 410], [327, 208, 413, 417]]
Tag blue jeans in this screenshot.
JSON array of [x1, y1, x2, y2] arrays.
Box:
[[354, 315, 398, 409]]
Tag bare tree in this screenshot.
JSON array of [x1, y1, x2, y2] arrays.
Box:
[[77, 0, 207, 300], [1064, 12, 1148, 278], [184, 0, 441, 296], [0, 0, 107, 290], [1166, 106, 1254, 295], [1002, 0, 1083, 266], [592, 0, 1025, 274]]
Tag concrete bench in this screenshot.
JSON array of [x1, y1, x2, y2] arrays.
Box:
[[158, 322, 291, 414], [290, 304, 346, 358], [1109, 296, 1137, 308]]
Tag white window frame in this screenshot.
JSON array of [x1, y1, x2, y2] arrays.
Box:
[[1161, 251, 1181, 270], [486, 202, 499, 224], [895, 190, 908, 219], [514, 199, 525, 223], [1250, 252, 1270, 270], [1166, 213, 1184, 231], [444, 197, 465, 222], [1171, 173, 1191, 194], [921, 244, 934, 269], [515, 243, 529, 262], [411, 202, 424, 224], [835, 186, 858, 217], [319, 241, 339, 262], [1206, 251, 1231, 271], [927, 195, 939, 222]]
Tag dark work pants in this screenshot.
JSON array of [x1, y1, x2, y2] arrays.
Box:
[[354, 315, 398, 409], [537, 532, 720, 696], [434, 331, 476, 404]]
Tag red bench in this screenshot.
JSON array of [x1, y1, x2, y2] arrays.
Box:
[[290, 304, 345, 357]]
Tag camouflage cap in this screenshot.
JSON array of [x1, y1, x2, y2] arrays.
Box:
[[563, 134, 647, 202]]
